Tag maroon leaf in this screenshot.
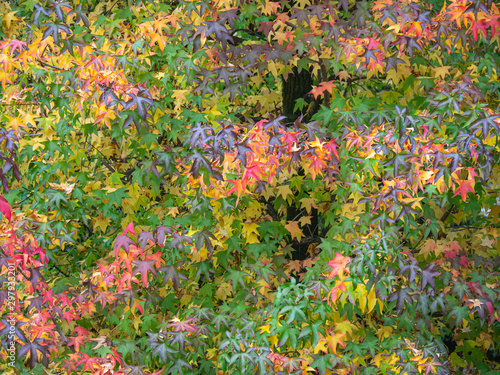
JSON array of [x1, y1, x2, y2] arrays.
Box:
[[421, 263, 440, 290], [132, 260, 157, 287], [113, 235, 135, 256], [18, 338, 49, 368], [158, 265, 187, 290]]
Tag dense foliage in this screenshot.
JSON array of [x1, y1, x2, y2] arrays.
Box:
[[1, 0, 500, 374]]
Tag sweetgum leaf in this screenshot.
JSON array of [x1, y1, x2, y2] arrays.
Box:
[[18, 338, 49, 368]]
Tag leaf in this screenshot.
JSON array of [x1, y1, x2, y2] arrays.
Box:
[[367, 286, 377, 313], [167, 317, 197, 333], [41, 22, 71, 44], [0, 319, 28, 344], [93, 212, 111, 233], [327, 253, 351, 279], [215, 282, 232, 301], [382, 54, 405, 73], [132, 260, 157, 287], [388, 288, 414, 313], [158, 265, 187, 290], [113, 235, 135, 256], [28, 267, 44, 289], [123, 91, 154, 120], [151, 341, 173, 364], [18, 338, 49, 368], [276, 185, 293, 200], [300, 197, 317, 214], [449, 352, 467, 368], [0, 195, 11, 221], [421, 263, 440, 290], [285, 221, 304, 242], [452, 179, 475, 202], [310, 81, 336, 99], [401, 258, 420, 282], [448, 305, 469, 326]]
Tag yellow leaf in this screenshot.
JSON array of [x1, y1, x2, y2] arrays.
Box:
[[351, 284, 366, 313], [269, 335, 279, 347], [258, 0, 280, 15], [172, 90, 189, 111], [259, 324, 271, 334], [337, 70, 350, 82], [242, 221, 260, 244], [103, 185, 118, 193], [367, 286, 377, 313], [372, 353, 388, 367], [267, 61, 285, 78], [489, 205, 500, 225], [206, 348, 218, 359], [341, 203, 364, 221], [298, 216, 312, 227], [216, 282, 232, 301], [335, 320, 357, 336], [300, 197, 317, 214], [432, 66, 451, 79], [199, 246, 208, 261], [244, 200, 262, 219], [295, 0, 311, 9], [5, 115, 26, 135], [313, 339, 328, 354], [132, 315, 142, 332], [276, 185, 293, 200], [167, 206, 179, 217], [93, 213, 110, 233], [2, 11, 18, 30], [204, 105, 222, 120], [84, 181, 102, 193], [399, 197, 424, 210], [349, 191, 364, 206], [19, 110, 37, 127], [377, 326, 393, 340], [180, 294, 192, 306]]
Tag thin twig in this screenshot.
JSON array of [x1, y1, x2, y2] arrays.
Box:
[[39, 61, 67, 71], [52, 263, 70, 277], [104, 0, 120, 16], [89, 143, 116, 173], [440, 204, 454, 223]]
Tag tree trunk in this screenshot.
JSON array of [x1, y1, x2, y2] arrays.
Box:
[[282, 67, 313, 123]]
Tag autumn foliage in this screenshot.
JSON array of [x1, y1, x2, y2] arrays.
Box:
[[1, 0, 500, 374]]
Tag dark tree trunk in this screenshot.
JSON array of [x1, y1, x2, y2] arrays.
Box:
[[282, 67, 313, 123]]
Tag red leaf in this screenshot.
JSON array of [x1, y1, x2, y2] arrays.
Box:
[[452, 179, 475, 201], [0, 195, 11, 222], [123, 222, 137, 236], [132, 260, 157, 287], [68, 335, 87, 353], [327, 253, 351, 279], [309, 80, 336, 99]]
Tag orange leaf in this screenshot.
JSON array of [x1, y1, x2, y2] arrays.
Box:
[[285, 221, 304, 242], [327, 253, 351, 279], [309, 80, 336, 99], [325, 332, 346, 354]]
